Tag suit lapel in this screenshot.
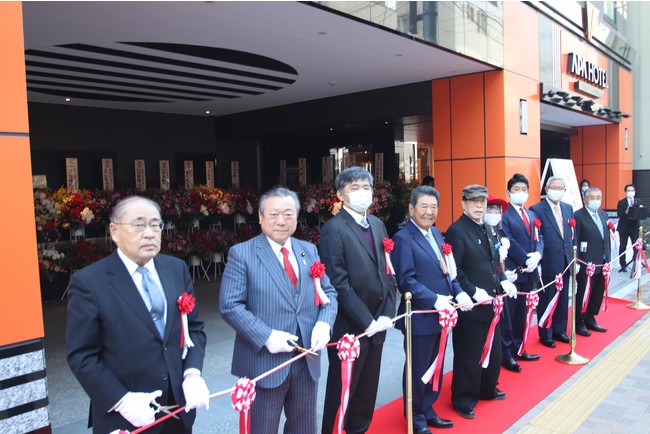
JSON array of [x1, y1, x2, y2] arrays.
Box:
[[341, 211, 377, 262], [408, 221, 442, 271], [255, 235, 297, 306], [292, 238, 310, 307], [155, 256, 178, 342], [543, 201, 563, 238]]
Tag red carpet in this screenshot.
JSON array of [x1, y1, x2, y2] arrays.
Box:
[[369, 298, 648, 433]]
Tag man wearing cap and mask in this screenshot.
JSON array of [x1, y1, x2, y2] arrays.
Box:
[[530, 176, 575, 348], [445, 185, 515, 420], [500, 173, 543, 371], [320, 166, 397, 434]]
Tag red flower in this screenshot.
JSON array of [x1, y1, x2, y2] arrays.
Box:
[[177, 292, 195, 315], [442, 242, 452, 256], [383, 237, 394, 253], [607, 221, 615, 231], [310, 261, 326, 278], [569, 218, 576, 228], [533, 218, 542, 228]]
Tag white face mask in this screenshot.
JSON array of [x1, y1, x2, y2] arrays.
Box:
[[626, 191, 635, 200], [483, 213, 502, 227], [509, 192, 529, 206], [346, 189, 373, 213], [581, 186, 589, 193], [587, 199, 601, 212], [547, 189, 564, 202]]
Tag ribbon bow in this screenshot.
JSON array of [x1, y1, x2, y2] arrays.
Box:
[[480, 298, 503, 368], [310, 261, 330, 305], [231, 377, 256, 434], [582, 262, 596, 313], [421, 309, 457, 390], [383, 238, 396, 275], [177, 292, 196, 359], [334, 334, 361, 434]]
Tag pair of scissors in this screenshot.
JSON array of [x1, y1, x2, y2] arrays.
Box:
[[287, 340, 318, 360], [150, 400, 180, 420]]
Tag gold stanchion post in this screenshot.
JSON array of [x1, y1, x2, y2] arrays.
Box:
[[628, 225, 650, 310], [405, 292, 413, 434], [556, 246, 590, 365]]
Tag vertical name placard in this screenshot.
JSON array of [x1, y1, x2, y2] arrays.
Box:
[[322, 156, 331, 183], [298, 158, 307, 186], [280, 160, 287, 185], [184, 161, 194, 189], [159, 160, 170, 191], [135, 160, 146, 191], [66, 158, 79, 192], [102, 158, 114, 191], [374, 153, 384, 182], [206, 161, 215, 188], [231, 161, 240, 187]]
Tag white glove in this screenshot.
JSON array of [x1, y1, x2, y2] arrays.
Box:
[[182, 375, 210, 412], [499, 238, 510, 263], [575, 264, 581, 274], [376, 315, 394, 333], [434, 295, 453, 311], [310, 321, 331, 351], [454, 292, 473, 311], [365, 319, 380, 337], [505, 269, 517, 283], [525, 252, 542, 269], [472, 287, 492, 303], [115, 390, 162, 427], [500, 280, 518, 298], [264, 330, 298, 354]]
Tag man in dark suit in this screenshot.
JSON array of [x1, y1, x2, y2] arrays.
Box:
[[530, 176, 575, 347], [616, 183, 643, 272], [500, 173, 543, 371], [320, 166, 397, 434], [220, 187, 337, 434], [445, 184, 510, 420], [392, 186, 466, 432], [575, 187, 611, 335], [66, 196, 209, 434]]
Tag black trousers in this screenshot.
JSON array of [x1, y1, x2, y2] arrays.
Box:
[[501, 280, 534, 358], [576, 272, 605, 321], [618, 228, 639, 268], [537, 271, 570, 340]]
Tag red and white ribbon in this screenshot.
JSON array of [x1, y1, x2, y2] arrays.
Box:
[[231, 377, 256, 434], [581, 263, 596, 314], [601, 263, 612, 311], [539, 274, 563, 328], [480, 298, 503, 368], [177, 293, 196, 360], [634, 239, 650, 279], [518, 293, 539, 356], [421, 309, 457, 390], [310, 262, 330, 305], [383, 238, 395, 275], [533, 218, 542, 242], [569, 218, 576, 241], [333, 334, 360, 434]]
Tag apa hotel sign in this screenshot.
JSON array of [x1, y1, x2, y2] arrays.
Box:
[[568, 53, 608, 88]]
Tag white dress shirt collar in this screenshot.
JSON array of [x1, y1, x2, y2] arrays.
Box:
[[343, 205, 367, 225]]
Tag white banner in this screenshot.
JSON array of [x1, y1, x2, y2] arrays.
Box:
[[298, 158, 307, 186], [231, 161, 240, 187], [184, 161, 194, 189], [102, 158, 114, 191], [135, 160, 146, 191], [159, 160, 170, 191], [66, 158, 79, 192], [206, 161, 215, 188]]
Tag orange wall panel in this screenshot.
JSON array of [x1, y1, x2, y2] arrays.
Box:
[[432, 79, 452, 161], [581, 164, 607, 195], [503, 72, 541, 159], [433, 160, 453, 231], [450, 75, 485, 160], [503, 1, 540, 81], [485, 71, 505, 157], [505, 158, 542, 205], [606, 163, 632, 209], [0, 2, 29, 133], [605, 123, 621, 164], [581, 126, 606, 164]]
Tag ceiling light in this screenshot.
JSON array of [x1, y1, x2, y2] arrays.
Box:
[[205, 110, 210, 114], [65, 98, 71, 102]]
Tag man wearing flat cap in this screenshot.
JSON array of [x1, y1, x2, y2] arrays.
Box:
[[444, 185, 509, 420]]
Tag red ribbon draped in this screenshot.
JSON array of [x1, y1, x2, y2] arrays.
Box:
[[634, 239, 650, 278], [422, 309, 457, 391], [582, 263, 596, 314], [601, 263, 612, 311], [518, 293, 539, 356], [480, 298, 503, 368], [383, 238, 395, 275], [333, 334, 360, 434], [539, 274, 563, 329]]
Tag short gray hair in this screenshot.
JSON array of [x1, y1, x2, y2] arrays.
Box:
[[335, 166, 373, 192], [545, 176, 566, 187], [410, 185, 440, 207], [110, 196, 161, 223], [258, 187, 300, 214], [584, 187, 602, 197]]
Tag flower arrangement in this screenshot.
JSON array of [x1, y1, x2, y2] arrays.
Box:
[[61, 238, 112, 272], [38, 245, 66, 281], [208, 227, 238, 252], [229, 187, 257, 216], [368, 181, 393, 222], [51, 188, 100, 230], [299, 183, 339, 222], [34, 189, 62, 243]]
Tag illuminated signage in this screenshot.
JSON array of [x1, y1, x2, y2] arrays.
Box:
[[568, 53, 608, 88]]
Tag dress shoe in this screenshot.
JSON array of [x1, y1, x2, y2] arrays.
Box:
[[454, 406, 476, 419], [502, 357, 522, 372], [415, 427, 431, 434], [619, 267, 627, 273], [552, 333, 571, 344], [575, 324, 591, 336], [585, 319, 607, 333], [427, 416, 454, 429], [493, 388, 506, 400], [514, 351, 540, 361], [540, 339, 556, 348]]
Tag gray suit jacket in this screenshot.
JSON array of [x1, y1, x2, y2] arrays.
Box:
[[219, 234, 337, 388]]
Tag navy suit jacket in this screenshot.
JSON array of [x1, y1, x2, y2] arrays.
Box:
[[501, 204, 544, 284], [66, 252, 206, 433], [219, 234, 337, 388], [575, 207, 611, 275], [391, 220, 463, 335], [530, 199, 575, 278]]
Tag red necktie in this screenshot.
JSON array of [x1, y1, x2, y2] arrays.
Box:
[[281, 247, 298, 288], [520, 207, 531, 235]]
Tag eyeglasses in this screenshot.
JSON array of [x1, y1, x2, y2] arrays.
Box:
[[113, 221, 164, 232]]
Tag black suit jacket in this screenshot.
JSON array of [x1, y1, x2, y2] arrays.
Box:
[[66, 252, 206, 433], [530, 199, 575, 278], [319, 208, 397, 344], [616, 197, 642, 235], [445, 214, 506, 322], [575, 207, 611, 274]]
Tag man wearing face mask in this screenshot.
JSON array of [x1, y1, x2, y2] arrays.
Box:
[[530, 177, 575, 348], [616, 184, 643, 272], [574, 187, 611, 335], [320, 166, 397, 434], [500, 173, 543, 371], [445, 185, 511, 420]]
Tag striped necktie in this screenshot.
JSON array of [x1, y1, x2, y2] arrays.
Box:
[[137, 267, 166, 337]]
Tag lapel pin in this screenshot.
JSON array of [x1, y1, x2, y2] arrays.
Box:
[[478, 238, 482, 245]]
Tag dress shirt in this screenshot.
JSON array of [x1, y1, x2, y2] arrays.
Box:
[[410, 219, 443, 259], [546, 197, 564, 238], [266, 236, 299, 277], [117, 248, 167, 319], [343, 205, 369, 227]]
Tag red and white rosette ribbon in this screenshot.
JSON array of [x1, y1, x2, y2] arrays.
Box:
[[480, 298, 503, 368], [634, 238, 650, 279], [177, 292, 196, 359], [383, 238, 396, 275], [607, 221, 617, 241], [533, 218, 542, 242], [421, 309, 457, 390], [310, 261, 330, 306], [581, 262, 596, 314], [517, 293, 539, 356], [231, 377, 256, 434], [333, 334, 360, 434], [601, 263, 612, 311], [569, 218, 576, 241], [439, 243, 452, 276], [540, 274, 563, 328]]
